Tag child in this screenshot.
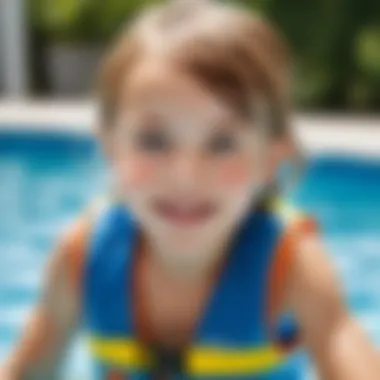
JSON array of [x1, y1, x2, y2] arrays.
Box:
[[2, 0, 380, 379]]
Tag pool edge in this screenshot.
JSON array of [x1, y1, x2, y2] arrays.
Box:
[[0, 100, 379, 158]]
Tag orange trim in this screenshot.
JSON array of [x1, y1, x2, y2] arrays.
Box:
[[108, 371, 125, 380], [267, 217, 317, 326]]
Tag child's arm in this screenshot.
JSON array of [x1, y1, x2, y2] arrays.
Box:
[[286, 229, 380, 380], [1, 218, 89, 380]]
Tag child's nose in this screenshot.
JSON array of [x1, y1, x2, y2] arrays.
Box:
[[172, 151, 203, 189]]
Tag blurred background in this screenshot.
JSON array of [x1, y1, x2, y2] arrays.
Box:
[[0, 1, 379, 379], [1, 0, 380, 109]]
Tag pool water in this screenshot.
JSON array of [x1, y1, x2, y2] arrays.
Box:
[[0, 131, 380, 379]]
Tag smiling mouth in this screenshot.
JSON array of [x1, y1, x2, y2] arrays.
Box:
[[153, 200, 217, 226]]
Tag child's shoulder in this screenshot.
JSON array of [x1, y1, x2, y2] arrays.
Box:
[[57, 195, 113, 291]]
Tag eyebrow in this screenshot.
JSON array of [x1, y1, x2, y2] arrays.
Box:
[[134, 112, 167, 129]]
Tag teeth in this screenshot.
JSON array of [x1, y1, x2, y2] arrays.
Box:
[[155, 200, 214, 224]]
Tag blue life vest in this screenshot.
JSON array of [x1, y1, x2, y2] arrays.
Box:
[[83, 203, 303, 379]]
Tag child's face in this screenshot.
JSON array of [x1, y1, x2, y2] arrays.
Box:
[[110, 61, 279, 263]]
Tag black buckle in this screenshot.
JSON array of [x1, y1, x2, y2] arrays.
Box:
[[149, 344, 185, 378]]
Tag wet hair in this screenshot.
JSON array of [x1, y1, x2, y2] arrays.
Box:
[[98, 0, 295, 148]]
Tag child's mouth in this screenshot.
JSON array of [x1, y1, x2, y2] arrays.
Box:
[[153, 199, 217, 226]]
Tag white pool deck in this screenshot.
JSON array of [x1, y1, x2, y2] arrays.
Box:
[[0, 99, 379, 158]]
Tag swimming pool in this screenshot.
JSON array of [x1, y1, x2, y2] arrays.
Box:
[[0, 130, 380, 379]]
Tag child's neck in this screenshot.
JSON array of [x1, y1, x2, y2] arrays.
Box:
[[140, 234, 229, 283], [136, 236, 224, 348]]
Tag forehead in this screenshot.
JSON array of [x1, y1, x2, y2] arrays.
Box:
[[119, 59, 240, 126]]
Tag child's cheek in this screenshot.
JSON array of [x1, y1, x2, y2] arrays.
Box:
[[216, 159, 254, 191], [120, 157, 159, 190]]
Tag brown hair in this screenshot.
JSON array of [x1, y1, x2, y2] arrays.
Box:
[[98, 0, 293, 145]]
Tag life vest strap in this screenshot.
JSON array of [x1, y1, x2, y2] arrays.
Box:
[[89, 337, 285, 376]]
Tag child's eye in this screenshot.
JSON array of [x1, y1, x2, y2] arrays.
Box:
[[136, 131, 170, 152], [208, 134, 238, 155]]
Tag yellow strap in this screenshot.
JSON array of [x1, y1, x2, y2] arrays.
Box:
[[90, 338, 153, 369], [89, 337, 284, 376], [186, 345, 284, 375]]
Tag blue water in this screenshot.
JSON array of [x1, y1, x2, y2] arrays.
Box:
[[0, 131, 380, 378]]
